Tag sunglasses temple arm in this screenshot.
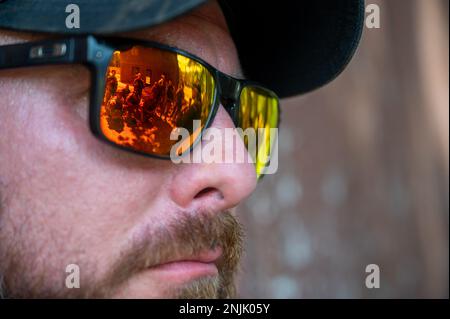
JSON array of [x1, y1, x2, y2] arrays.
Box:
[[0, 37, 88, 71]]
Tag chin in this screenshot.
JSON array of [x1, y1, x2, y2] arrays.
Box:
[[111, 275, 225, 299]]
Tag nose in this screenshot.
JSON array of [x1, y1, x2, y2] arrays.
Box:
[[169, 105, 257, 212]]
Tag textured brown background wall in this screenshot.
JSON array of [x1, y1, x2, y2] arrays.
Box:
[[237, 0, 449, 298]]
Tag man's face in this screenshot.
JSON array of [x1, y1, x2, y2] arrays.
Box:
[[0, 1, 257, 298]]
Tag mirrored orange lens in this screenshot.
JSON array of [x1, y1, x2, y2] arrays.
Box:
[[100, 46, 215, 156], [239, 86, 279, 178]]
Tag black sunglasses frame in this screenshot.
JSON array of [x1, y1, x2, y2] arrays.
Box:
[[0, 35, 280, 162]]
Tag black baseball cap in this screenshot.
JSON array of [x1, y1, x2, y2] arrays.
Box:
[[0, 0, 365, 98]]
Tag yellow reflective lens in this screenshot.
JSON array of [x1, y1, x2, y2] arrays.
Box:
[[100, 46, 215, 156], [239, 86, 279, 178]]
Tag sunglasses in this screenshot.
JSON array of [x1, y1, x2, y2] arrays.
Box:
[[0, 35, 280, 178]]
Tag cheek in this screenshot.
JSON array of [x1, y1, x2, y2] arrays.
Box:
[[0, 66, 92, 190], [0, 66, 90, 157], [0, 67, 169, 251]]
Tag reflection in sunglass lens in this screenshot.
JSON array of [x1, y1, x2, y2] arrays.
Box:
[[239, 86, 279, 178], [100, 46, 215, 156]]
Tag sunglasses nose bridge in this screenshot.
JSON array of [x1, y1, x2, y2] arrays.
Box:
[[217, 73, 241, 126], [219, 97, 238, 127]]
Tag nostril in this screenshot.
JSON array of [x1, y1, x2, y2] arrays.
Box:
[[194, 187, 224, 200]]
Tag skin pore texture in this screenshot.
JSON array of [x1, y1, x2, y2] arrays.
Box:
[[0, 1, 257, 298]]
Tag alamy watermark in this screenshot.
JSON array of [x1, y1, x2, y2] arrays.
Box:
[[65, 264, 80, 289], [365, 264, 381, 289], [170, 120, 279, 176], [65, 4, 80, 29], [366, 4, 381, 29]]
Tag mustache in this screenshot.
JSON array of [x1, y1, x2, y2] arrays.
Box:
[[90, 211, 244, 298]]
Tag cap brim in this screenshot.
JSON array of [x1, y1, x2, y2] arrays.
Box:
[[0, 0, 207, 34], [219, 0, 365, 97]]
